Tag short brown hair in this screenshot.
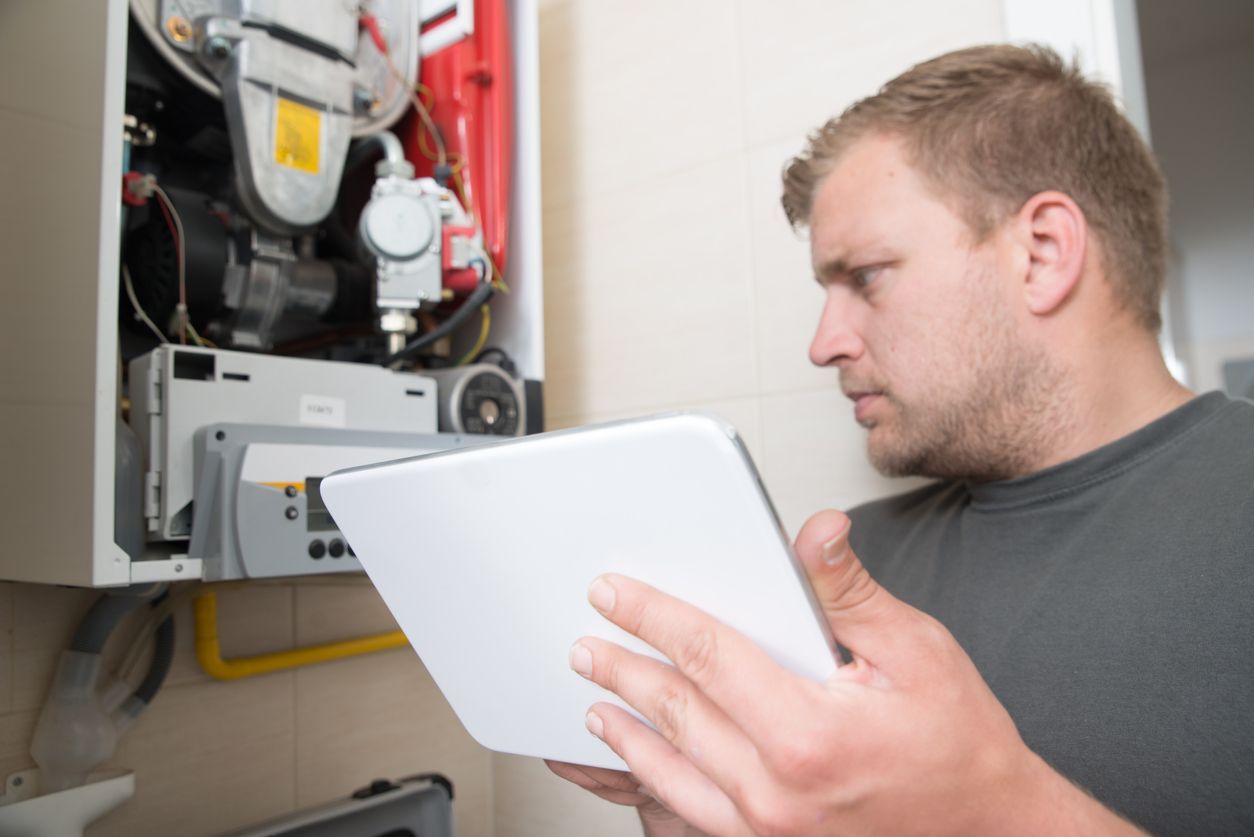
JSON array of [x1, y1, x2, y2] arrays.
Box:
[[782, 44, 1167, 331]]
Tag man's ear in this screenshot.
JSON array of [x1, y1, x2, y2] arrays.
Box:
[[1011, 190, 1087, 316]]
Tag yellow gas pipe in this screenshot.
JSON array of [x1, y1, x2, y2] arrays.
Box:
[[193, 590, 408, 681]]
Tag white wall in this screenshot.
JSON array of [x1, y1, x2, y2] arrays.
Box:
[[1144, 39, 1254, 393], [496, 1, 1007, 834]]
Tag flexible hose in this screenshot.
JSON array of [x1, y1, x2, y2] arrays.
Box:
[[69, 583, 164, 655], [134, 614, 174, 706]]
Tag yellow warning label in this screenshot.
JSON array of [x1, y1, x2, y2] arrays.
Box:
[[274, 97, 321, 174]]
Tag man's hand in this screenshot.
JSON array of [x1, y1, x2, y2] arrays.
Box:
[[558, 510, 1143, 836], [543, 760, 708, 837]]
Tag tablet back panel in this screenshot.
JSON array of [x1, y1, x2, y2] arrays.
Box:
[[320, 413, 837, 770]]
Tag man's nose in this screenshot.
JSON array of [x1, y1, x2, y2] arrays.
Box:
[[809, 291, 864, 367]]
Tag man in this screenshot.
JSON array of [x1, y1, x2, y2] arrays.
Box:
[[548, 44, 1254, 835]]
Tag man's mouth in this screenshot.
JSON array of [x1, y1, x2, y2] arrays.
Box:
[[844, 390, 884, 424]]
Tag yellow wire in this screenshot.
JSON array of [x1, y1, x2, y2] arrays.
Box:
[[488, 252, 510, 294], [414, 80, 437, 111], [188, 324, 217, 348], [455, 305, 492, 366], [379, 38, 446, 166]]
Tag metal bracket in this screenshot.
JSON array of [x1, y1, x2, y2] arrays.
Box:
[[130, 556, 203, 583]]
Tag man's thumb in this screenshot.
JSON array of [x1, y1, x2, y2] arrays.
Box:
[[794, 510, 916, 671]]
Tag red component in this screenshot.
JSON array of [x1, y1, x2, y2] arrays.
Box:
[[121, 171, 151, 206], [441, 224, 481, 296], [402, 0, 514, 290]]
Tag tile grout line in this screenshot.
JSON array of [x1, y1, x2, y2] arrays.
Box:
[[539, 148, 750, 219], [545, 382, 840, 428], [289, 583, 299, 813], [3, 584, 12, 714], [729, 0, 771, 463]]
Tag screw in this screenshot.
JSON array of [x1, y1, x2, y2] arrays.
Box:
[[12, 776, 23, 787], [174, 564, 184, 573], [353, 88, 376, 114], [205, 36, 233, 60], [166, 16, 192, 43]]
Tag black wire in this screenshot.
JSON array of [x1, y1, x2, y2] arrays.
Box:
[[473, 346, 517, 376], [474, 346, 508, 363], [382, 279, 495, 366]]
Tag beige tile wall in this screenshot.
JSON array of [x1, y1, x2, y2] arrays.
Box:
[[496, 0, 1006, 833], [0, 579, 492, 837]]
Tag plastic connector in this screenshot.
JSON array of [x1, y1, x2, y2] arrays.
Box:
[[374, 157, 416, 180], [29, 652, 122, 794], [121, 171, 156, 207]]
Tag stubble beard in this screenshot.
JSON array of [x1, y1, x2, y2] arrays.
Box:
[[862, 298, 1073, 482]]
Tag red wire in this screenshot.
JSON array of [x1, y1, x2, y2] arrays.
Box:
[[153, 190, 186, 343], [360, 14, 388, 54]]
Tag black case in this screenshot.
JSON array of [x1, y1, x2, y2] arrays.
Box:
[[223, 774, 453, 837]]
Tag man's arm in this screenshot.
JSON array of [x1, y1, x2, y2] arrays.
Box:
[[556, 510, 1144, 836]]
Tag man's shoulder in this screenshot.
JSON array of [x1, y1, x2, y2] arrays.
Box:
[[1148, 392, 1254, 481], [1193, 393, 1254, 439]]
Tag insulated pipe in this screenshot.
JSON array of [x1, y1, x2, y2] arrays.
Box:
[[346, 130, 411, 177]]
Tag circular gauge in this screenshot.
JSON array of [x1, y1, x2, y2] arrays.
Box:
[[361, 193, 436, 261], [457, 371, 521, 436]]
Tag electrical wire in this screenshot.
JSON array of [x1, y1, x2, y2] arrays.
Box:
[[454, 305, 491, 366], [151, 183, 208, 347], [363, 13, 446, 167], [472, 346, 518, 378], [487, 250, 510, 294], [149, 186, 188, 346], [383, 278, 494, 366], [150, 186, 185, 344], [474, 347, 508, 364], [122, 263, 169, 344]]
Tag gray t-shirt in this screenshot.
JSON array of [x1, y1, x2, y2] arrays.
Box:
[[847, 392, 1254, 834]]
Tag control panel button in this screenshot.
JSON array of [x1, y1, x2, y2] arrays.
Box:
[[328, 539, 345, 558], [308, 540, 326, 559]]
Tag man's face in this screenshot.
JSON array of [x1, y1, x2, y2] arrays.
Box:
[[807, 135, 1062, 481]]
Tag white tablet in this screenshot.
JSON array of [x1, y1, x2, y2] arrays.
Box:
[[319, 412, 838, 770]]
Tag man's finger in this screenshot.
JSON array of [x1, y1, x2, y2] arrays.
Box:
[[793, 510, 933, 678], [544, 760, 652, 807], [586, 701, 756, 837], [572, 635, 766, 799], [544, 759, 641, 794], [587, 574, 825, 745]]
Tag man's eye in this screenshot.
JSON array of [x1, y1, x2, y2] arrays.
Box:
[[852, 266, 881, 287]]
